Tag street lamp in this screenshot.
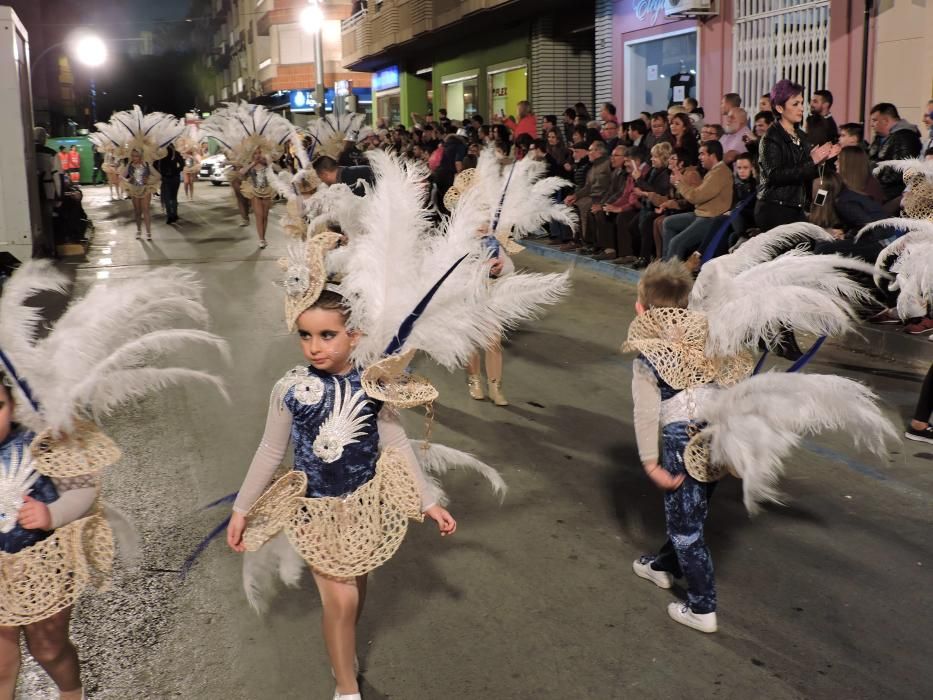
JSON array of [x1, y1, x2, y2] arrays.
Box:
[[299, 1, 326, 116], [73, 34, 107, 67]]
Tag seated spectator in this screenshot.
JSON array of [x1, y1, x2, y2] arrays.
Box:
[[640, 111, 652, 127], [599, 102, 617, 124], [661, 140, 732, 261], [462, 141, 480, 170], [514, 133, 534, 160], [721, 92, 742, 118], [700, 123, 724, 143], [563, 140, 611, 252], [590, 145, 634, 259], [720, 108, 752, 164], [601, 120, 621, 151], [868, 102, 923, 213], [669, 113, 699, 166], [628, 120, 649, 148], [720, 152, 759, 251], [562, 107, 577, 142], [683, 96, 704, 120], [838, 123, 867, 150], [645, 148, 702, 267], [545, 128, 573, 178], [630, 141, 673, 265], [645, 112, 672, 150], [598, 146, 650, 263], [542, 114, 559, 138], [806, 89, 839, 147], [810, 171, 896, 263], [758, 93, 772, 115]]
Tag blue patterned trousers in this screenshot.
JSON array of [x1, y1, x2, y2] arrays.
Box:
[[650, 422, 717, 614]]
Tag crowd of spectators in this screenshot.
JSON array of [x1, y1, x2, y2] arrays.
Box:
[[309, 86, 933, 337]]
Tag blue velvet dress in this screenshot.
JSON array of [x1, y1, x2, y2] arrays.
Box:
[[0, 429, 59, 555], [281, 365, 383, 499]]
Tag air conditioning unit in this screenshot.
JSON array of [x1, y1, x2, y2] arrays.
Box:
[[665, 0, 717, 17]]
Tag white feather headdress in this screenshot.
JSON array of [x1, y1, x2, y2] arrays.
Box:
[[0, 262, 229, 438], [89, 105, 184, 163], [335, 150, 571, 371], [200, 101, 296, 167], [304, 113, 368, 159]]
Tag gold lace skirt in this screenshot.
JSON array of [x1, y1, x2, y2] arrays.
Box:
[[242, 449, 423, 579], [239, 180, 275, 200], [0, 513, 114, 626]]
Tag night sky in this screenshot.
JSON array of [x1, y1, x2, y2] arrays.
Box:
[[126, 0, 192, 24]]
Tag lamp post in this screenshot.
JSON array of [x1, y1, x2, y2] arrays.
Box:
[[300, 0, 326, 116], [31, 32, 108, 125]]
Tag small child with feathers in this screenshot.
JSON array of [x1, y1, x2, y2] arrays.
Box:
[[226, 290, 455, 700]]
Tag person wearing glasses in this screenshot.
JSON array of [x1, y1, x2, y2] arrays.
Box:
[[563, 140, 612, 252]]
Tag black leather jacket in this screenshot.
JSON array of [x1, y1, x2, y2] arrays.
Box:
[[756, 122, 817, 209], [868, 121, 923, 200]]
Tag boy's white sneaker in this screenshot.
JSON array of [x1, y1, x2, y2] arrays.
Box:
[[667, 602, 717, 633], [632, 556, 673, 589], [333, 692, 361, 700]]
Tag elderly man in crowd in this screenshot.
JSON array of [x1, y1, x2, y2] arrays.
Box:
[[590, 145, 631, 257], [644, 112, 672, 150], [720, 107, 752, 163], [563, 140, 612, 252], [700, 123, 724, 143], [661, 140, 732, 261]]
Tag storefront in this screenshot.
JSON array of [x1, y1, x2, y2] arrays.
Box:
[[607, 0, 871, 125], [488, 61, 528, 121]]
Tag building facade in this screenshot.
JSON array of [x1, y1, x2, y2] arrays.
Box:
[[601, 0, 933, 128], [199, 0, 372, 119], [339, 0, 595, 128]]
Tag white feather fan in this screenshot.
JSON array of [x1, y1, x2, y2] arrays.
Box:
[[337, 150, 571, 370], [879, 235, 933, 319], [200, 101, 295, 167], [690, 222, 833, 308], [697, 251, 873, 356], [304, 112, 368, 159], [695, 373, 897, 514], [0, 262, 229, 435], [90, 105, 184, 163]]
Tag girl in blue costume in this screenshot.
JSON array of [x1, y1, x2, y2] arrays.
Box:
[[0, 378, 95, 700]]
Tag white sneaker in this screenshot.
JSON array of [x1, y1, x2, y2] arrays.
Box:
[[667, 602, 717, 633], [333, 692, 361, 700], [632, 556, 673, 589]]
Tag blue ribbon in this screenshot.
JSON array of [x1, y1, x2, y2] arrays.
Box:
[[0, 349, 40, 413], [751, 334, 827, 375], [490, 159, 517, 233], [700, 195, 754, 264]]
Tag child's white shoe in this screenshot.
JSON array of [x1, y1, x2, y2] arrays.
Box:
[[632, 556, 673, 589], [667, 602, 717, 633], [333, 692, 361, 700]]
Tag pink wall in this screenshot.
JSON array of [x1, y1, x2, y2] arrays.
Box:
[[611, 0, 870, 124]]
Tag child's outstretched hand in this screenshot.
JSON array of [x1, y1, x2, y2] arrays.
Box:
[[227, 511, 248, 553], [18, 496, 52, 530], [424, 505, 457, 537], [643, 462, 685, 491]]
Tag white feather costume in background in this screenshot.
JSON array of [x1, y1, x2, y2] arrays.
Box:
[[856, 218, 933, 319], [89, 104, 184, 164], [304, 112, 368, 159], [0, 261, 228, 625], [872, 158, 933, 220], [200, 101, 296, 168]]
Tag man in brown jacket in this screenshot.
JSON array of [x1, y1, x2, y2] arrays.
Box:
[[563, 140, 611, 250], [661, 140, 732, 261]]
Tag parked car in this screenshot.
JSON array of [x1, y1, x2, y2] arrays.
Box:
[[198, 153, 226, 181], [209, 161, 230, 186]]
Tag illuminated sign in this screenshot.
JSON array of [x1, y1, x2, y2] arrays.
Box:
[[634, 0, 666, 25], [373, 65, 400, 92]]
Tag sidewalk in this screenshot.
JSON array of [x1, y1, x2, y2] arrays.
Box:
[[522, 240, 931, 370]]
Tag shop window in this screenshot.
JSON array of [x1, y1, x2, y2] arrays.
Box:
[[624, 29, 697, 120], [489, 64, 527, 121], [443, 74, 478, 121], [377, 91, 401, 126]]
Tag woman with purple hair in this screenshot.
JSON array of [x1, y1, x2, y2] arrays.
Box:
[[755, 79, 840, 231]]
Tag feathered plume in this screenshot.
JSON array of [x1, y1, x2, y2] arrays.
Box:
[[90, 105, 184, 163], [242, 532, 305, 614], [304, 113, 367, 159], [699, 251, 873, 356], [871, 158, 933, 178], [691, 222, 833, 308], [694, 373, 897, 513], [854, 216, 933, 242], [5, 266, 229, 434], [872, 232, 933, 320], [410, 441, 507, 507], [200, 101, 295, 167]]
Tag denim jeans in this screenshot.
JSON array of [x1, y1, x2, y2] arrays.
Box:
[[662, 213, 721, 261]]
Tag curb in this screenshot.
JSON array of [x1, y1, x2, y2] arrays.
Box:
[[522, 240, 931, 370]]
